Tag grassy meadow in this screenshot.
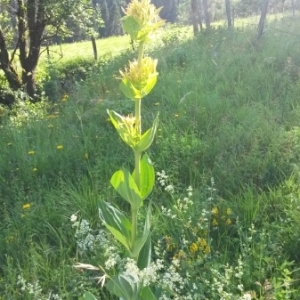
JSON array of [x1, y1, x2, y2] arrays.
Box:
[[1, 14, 300, 299]]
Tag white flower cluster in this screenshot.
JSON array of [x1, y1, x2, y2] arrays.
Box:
[[161, 185, 194, 219], [104, 246, 121, 270], [235, 256, 244, 280], [17, 275, 61, 300], [121, 257, 192, 298], [165, 184, 175, 194], [156, 170, 176, 194], [156, 170, 168, 187], [73, 219, 96, 252], [209, 257, 247, 299], [123, 258, 164, 286], [238, 293, 252, 300], [161, 206, 176, 218], [71, 215, 110, 254], [173, 186, 193, 213]]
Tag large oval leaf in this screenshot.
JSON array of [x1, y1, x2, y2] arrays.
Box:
[[132, 154, 155, 201], [99, 201, 132, 251], [105, 273, 141, 300], [110, 168, 143, 209], [135, 113, 159, 153]]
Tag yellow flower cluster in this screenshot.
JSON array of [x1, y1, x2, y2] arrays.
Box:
[[189, 243, 198, 254], [211, 206, 233, 227], [120, 57, 158, 91], [173, 249, 186, 260], [165, 235, 176, 252], [211, 206, 219, 215], [197, 238, 210, 254], [61, 93, 69, 102], [124, 0, 164, 40], [189, 238, 210, 255]]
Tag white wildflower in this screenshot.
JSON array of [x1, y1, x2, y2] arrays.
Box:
[[70, 214, 77, 222], [165, 184, 175, 194]]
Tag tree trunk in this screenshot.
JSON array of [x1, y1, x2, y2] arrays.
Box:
[[202, 0, 210, 29], [91, 35, 98, 61], [197, 0, 203, 32], [257, 0, 269, 40], [16, 0, 46, 99], [225, 0, 232, 28], [291, 0, 295, 16], [22, 70, 36, 99], [191, 0, 199, 35], [0, 28, 23, 91]]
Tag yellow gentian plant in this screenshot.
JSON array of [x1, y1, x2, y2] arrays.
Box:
[[96, 1, 164, 299]]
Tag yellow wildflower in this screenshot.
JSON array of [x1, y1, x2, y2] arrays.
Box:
[[165, 235, 172, 244], [28, 150, 35, 155], [189, 243, 198, 254], [225, 218, 232, 226], [33, 168, 38, 172], [165, 235, 175, 252], [167, 243, 176, 252], [226, 208, 231, 215], [212, 219, 218, 226], [57, 145, 63, 150], [203, 245, 210, 254], [197, 238, 207, 249], [173, 249, 186, 260], [61, 94, 69, 102], [22, 203, 31, 209], [211, 207, 219, 215]]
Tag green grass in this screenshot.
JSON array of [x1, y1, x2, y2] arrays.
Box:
[[1, 14, 300, 299], [39, 35, 133, 64]]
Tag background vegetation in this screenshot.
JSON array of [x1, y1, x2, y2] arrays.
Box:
[[0, 0, 300, 299]]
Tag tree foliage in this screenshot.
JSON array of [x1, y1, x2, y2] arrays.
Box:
[[95, 0, 128, 37], [0, 0, 102, 102]]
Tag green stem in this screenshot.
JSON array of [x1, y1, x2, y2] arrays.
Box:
[[138, 42, 144, 68], [131, 207, 138, 257], [131, 41, 144, 251]]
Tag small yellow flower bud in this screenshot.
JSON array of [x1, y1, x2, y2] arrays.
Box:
[[22, 203, 31, 209], [212, 219, 218, 226], [211, 207, 219, 215], [226, 218, 232, 226]]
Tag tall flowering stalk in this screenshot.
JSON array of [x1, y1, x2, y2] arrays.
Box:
[[96, 1, 164, 299]]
